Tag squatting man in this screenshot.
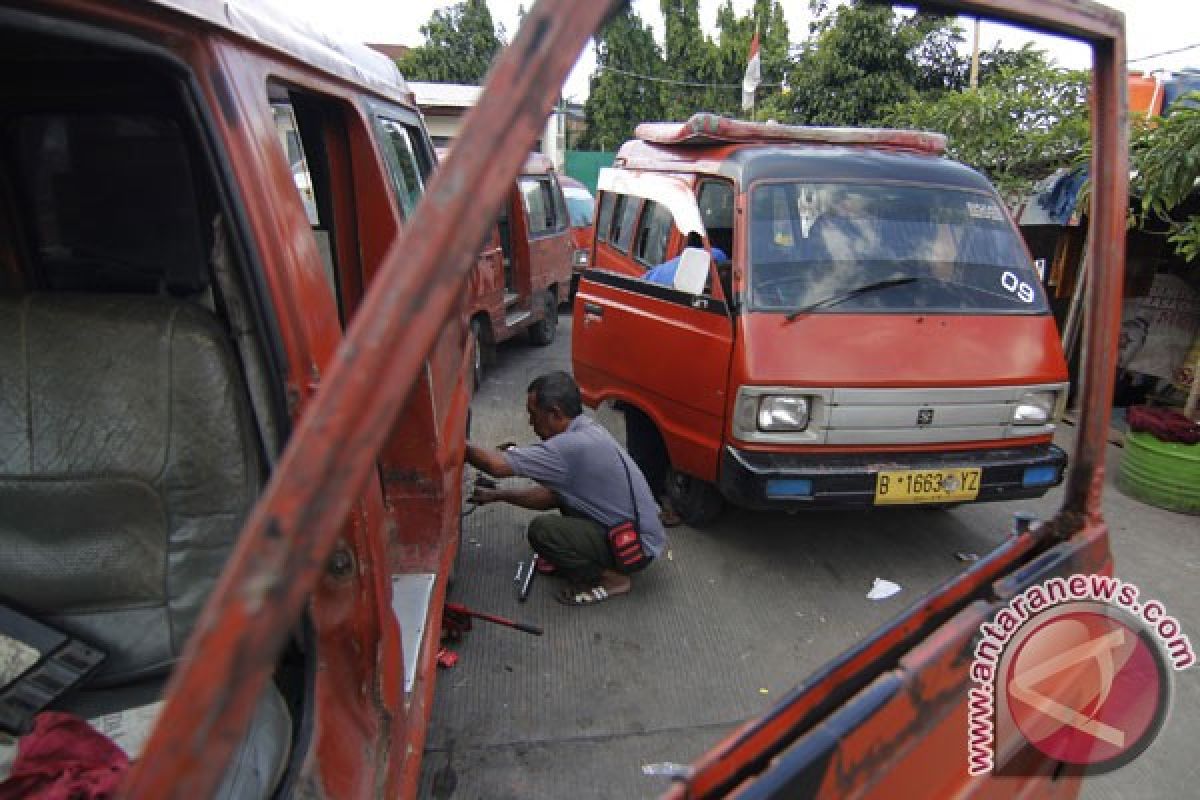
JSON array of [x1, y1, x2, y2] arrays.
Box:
[[465, 371, 667, 606]]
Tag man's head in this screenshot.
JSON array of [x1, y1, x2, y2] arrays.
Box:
[[525, 371, 582, 440]]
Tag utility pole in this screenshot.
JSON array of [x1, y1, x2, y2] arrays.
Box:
[[969, 17, 981, 90]]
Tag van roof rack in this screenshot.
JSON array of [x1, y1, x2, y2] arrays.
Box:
[[634, 113, 947, 156]]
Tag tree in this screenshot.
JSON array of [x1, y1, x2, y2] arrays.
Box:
[[578, 8, 665, 151], [659, 0, 715, 119], [1132, 96, 1200, 262], [709, 0, 789, 118], [396, 0, 503, 85], [886, 55, 1090, 198], [777, 2, 925, 126]]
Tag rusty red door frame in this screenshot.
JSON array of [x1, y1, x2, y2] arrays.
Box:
[[122, 0, 622, 796], [121, 0, 1126, 797]]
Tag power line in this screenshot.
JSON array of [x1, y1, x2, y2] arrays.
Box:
[[595, 64, 783, 89], [1129, 42, 1200, 64]]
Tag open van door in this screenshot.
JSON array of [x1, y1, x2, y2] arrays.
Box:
[[573, 169, 735, 498]]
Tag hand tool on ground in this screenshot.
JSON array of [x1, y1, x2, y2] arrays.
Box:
[[443, 602, 543, 637], [518, 552, 538, 601]]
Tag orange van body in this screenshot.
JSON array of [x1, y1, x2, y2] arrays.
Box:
[[573, 116, 1070, 523]]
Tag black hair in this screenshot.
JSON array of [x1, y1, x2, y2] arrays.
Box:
[[685, 231, 704, 249], [527, 370, 583, 418]]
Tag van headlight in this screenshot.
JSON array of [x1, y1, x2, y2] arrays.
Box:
[[1012, 390, 1057, 425], [757, 395, 810, 431]]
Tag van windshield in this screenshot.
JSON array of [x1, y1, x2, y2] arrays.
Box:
[[747, 182, 1049, 314], [564, 190, 594, 227]]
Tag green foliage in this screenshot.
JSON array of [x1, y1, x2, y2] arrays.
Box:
[[396, 0, 503, 85], [1131, 95, 1200, 261], [577, 8, 665, 151], [780, 3, 928, 126], [886, 57, 1091, 198]]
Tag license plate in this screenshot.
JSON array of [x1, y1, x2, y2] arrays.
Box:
[[874, 468, 981, 505]]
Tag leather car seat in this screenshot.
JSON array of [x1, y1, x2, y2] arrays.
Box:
[[0, 293, 290, 798]]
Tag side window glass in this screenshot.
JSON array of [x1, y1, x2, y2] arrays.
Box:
[[596, 191, 615, 243], [634, 201, 673, 267], [698, 180, 735, 260], [271, 98, 342, 319], [612, 194, 641, 254], [272, 103, 320, 226], [379, 118, 425, 218], [549, 177, 568, 233], [519, 177, 551, 236]]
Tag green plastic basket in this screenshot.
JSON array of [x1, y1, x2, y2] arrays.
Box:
[[1117, 431, 1200, 515]]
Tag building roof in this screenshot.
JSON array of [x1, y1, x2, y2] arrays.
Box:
[[409, 82, 483, 111], [367, 43, 410, 62]]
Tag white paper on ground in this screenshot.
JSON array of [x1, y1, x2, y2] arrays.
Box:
[[867, 577, 902, 600]]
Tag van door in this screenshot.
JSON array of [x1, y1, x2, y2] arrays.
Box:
[[573, 190, 735, 482]]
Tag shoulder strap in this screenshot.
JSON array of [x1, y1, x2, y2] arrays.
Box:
[[614, 445, 640, 529]]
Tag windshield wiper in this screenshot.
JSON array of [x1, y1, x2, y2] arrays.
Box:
[[784, 277, 917, 321]]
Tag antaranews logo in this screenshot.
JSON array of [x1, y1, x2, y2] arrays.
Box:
[[967, 574, 1194, 776]]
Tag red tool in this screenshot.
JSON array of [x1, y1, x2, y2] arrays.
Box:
[[443, 602, 543, 638]]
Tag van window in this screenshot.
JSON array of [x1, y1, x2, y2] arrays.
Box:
[[596, 191, 615, 243], [747, 182, 1049, 315], [634, 201, 673, 267], [378, 117, 427, 218], [13, 114, 207, 294], [519, 176, 562, 236], [698, 181, 735, 260], [563, 189, 594, 227], [610, 194, 641, 254]]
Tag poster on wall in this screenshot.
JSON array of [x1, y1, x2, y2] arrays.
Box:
[[1119, 273, 1200, 382]]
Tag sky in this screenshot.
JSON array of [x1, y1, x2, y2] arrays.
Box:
[[287, 0, 1200, 102]]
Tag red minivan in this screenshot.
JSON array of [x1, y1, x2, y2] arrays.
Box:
[[558, 174, 596, 298], [462, 152, 574, 384], [573, 114, 1069, 524]]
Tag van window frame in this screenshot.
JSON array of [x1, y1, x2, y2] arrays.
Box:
[[595, 190, 616, 244], [369, 103, 436, 220], [517, 174, 567, 239], [632, 199, 673, 269], [609, 193, 642, 255]]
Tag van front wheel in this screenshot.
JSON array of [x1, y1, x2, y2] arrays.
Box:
[[528, 292, 557, 346], [665, 467, 723, 526]]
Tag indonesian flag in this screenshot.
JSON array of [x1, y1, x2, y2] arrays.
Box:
[[741, 31, 761, 111]]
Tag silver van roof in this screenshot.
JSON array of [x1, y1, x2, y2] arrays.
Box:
[[151, 0, 410, 99]]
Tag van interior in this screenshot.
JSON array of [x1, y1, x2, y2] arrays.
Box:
[[0, 22, 298, 799]]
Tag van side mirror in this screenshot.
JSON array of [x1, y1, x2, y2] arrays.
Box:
[[673, 247, 711, 295]]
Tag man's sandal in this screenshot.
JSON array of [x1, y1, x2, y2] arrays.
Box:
[[555, 583, 628, 606]]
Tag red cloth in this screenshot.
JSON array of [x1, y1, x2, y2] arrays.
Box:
[[1127, 405, 1200, 445], [0, 712, 128, 800]]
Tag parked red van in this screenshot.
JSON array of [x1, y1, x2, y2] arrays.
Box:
[[461, 152, 574, 384], [573, 114, 1069, 524], [558, 174, 596, 297]]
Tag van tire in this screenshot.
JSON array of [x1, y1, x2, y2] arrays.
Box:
[[623, 407, 668, 496], [528, 291, 557, 346], [665, 467, 723, 526], [470, 318, 487, 389]]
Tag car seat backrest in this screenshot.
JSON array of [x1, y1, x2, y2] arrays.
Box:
[[0, 293, 262, 686]]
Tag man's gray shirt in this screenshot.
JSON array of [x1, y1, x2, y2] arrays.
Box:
[[502, 415, 667, 558]]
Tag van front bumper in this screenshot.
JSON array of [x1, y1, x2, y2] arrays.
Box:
[[718, 443, 1068, 510]]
